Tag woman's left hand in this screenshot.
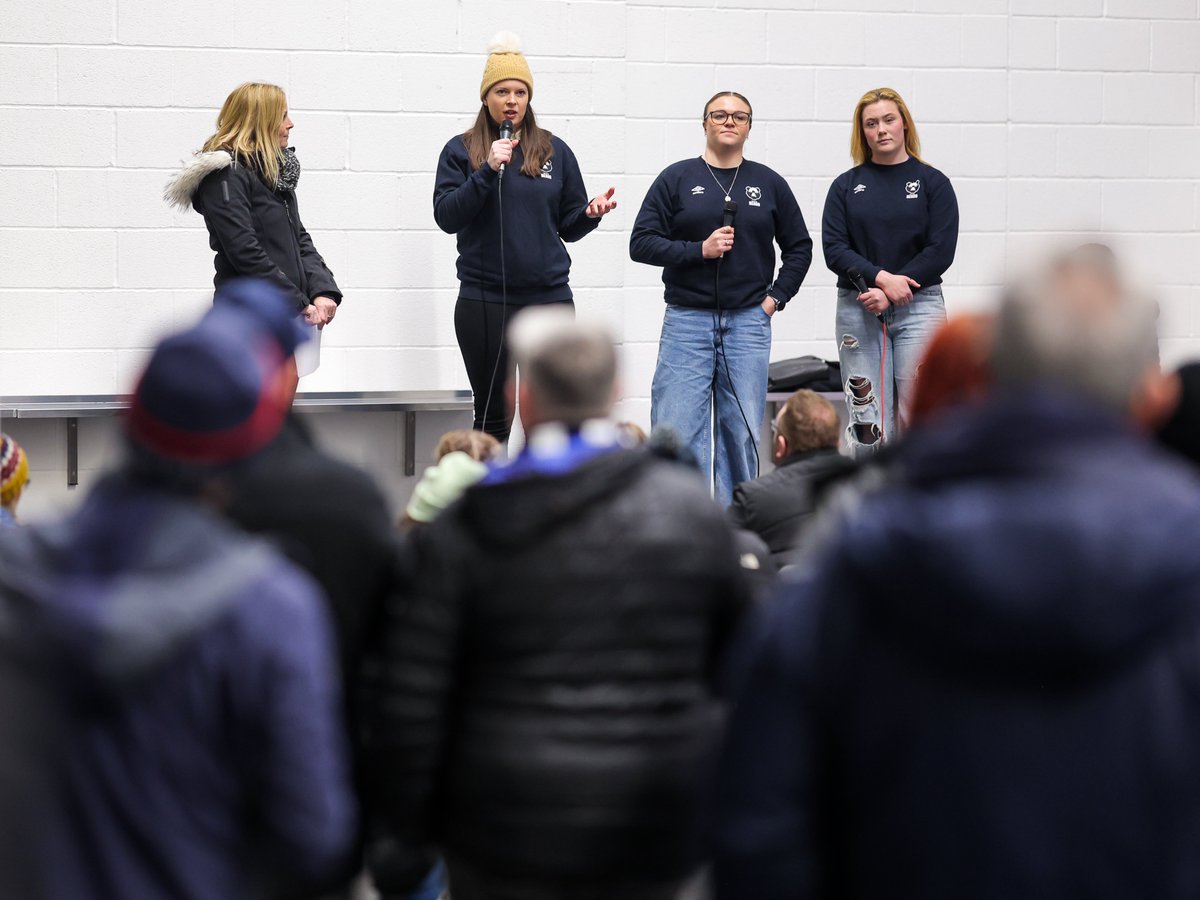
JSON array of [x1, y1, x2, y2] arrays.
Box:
[[586, 187, 617, 219], [312, 295, 338, 327]]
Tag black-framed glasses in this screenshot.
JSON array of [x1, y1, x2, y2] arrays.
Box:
[[705, 110, 751, 125]]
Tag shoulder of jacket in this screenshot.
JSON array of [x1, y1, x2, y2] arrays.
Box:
[[163, 150, 235, 211]]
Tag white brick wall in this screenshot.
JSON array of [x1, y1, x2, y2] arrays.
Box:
[[3, 0, 1200, 432]]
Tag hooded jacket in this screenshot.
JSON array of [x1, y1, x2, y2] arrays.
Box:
[[365, 447, 751, 891], [165, 151, 340, 312], [714, 392, 1200, 899], [0, 473, 356, 900]]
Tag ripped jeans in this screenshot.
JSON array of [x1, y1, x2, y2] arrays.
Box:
[[835, 285, 946, 457]]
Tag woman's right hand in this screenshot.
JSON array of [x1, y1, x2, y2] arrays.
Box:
[[875, 269, 921, 306], [858, 288, 891, 316], [487, 137, 519, 172], [703, 226, 735, 259]]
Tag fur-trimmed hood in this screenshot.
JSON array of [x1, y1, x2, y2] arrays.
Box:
[[163, 150, 233, 211]]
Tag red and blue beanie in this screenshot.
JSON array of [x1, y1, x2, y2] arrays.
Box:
[[125, 306, 291, 466]]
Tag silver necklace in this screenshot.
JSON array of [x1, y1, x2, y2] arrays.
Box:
[[702, 157, 742, 202]]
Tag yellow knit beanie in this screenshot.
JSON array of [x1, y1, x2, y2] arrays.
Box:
[[479, 32, 533, 100]]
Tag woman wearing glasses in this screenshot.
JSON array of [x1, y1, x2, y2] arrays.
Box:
[[631, 91, 813, 505], [821, 87, 959, 455]]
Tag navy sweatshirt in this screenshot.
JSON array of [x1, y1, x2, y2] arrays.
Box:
[[822, 156, 958, 291], [433, 134, 599, 305], [630, 158, 813, 311]]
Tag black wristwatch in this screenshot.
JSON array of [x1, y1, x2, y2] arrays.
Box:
[[770, 295, 786, 313]]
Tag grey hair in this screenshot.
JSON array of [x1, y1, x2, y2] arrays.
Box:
[[992, 245, 1160, 413], [508, 307, 617, 425]]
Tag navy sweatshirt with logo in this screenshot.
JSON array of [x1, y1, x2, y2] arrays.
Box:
[[630, 158, 813, 311], [822, 156, 958, 291], [434, 134, 599, 305]]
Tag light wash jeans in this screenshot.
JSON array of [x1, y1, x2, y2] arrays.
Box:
[[652, 304, 772, 505], [835, 285, 946, 456]]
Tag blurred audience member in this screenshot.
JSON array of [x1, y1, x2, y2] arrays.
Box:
[[714, 245, 1200, 900], [0, 297, 356, 900], [217, 280, 398, 682], [907, 312, 995, 428], [435, 428, 501, 463], [402, 429, 501, 530], [0, 434, 29, 528], [1157, 360, 1200, 471], [365, 307, 751, 900], [727, 390, 851, 568], [615, 419, 648, 446]]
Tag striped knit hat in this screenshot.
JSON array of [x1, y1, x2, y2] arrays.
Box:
[[0, 434, 29, 506]]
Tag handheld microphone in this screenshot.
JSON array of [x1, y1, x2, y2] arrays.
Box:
[[848, 267, 884, 320], [498, 119, 513, 178], [722, 200, 738, 229], [847, 267, 869, 294]]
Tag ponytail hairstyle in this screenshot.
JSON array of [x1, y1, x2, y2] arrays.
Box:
[[202, 82, 288, 188]]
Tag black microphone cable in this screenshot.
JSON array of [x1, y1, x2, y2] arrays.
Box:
[[712, 199, 761, 482], [479, 123, 513, 437]]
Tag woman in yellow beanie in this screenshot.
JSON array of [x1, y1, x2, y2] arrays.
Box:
[[0, 433, 29, 528], [434, 32, 617, 442]]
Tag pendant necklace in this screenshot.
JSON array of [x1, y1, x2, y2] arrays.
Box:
[[702, 157, 742, 202]]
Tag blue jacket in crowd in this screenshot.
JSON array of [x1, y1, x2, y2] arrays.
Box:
[[0, 473, 357, 900], [715, 391, 1200, 899]]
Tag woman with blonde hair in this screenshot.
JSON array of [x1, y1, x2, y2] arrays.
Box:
[[165, 82, 340, 329], [434, 33, 617, 442], [821, 87, 958, 455]]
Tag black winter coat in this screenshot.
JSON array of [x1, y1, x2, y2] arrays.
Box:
[[166, 151, 340, 311], [728, 448, 854, 568], [364, 448, 751, 891]]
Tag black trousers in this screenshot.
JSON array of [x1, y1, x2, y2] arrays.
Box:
[[454, 297, 573, 441]]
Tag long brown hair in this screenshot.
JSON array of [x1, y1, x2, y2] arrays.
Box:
[[850, 87, 922, 166], [202, 82, 288, 187], [463, 105, 553, 178]]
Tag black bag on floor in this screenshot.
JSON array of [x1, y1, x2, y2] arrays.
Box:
[[768, 356, 842, 393]]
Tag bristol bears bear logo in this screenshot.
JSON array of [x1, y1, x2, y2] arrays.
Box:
[[905, 179, 921, 199], [745, 186, 761, 207], [541, 159, 553, 179]]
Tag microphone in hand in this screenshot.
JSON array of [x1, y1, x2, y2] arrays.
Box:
[[498, 120, 513, 177], [848, 267, 885, 319]]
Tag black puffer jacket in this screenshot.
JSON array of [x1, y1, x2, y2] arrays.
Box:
[[364, 448, 751, 890], [164, 151, 340, 311], [728, 447, 854, 568]]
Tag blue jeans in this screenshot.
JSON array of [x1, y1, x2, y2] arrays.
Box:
[[836, 285, 946, 457], [652, 304, 772, 505]]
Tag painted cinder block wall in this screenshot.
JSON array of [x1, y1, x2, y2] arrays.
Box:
[[3, 0, 1199, 516]]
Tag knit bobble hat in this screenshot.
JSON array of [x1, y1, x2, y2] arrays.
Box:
[[405, 451, 489, 524], [479, 31, 533, 100], [0, 434, 29, 506]]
